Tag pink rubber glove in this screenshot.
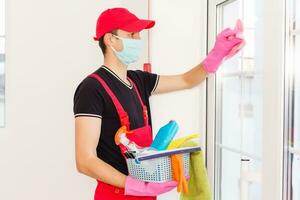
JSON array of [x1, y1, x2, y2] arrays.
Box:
[[202, 19, 245, 73], [124, 176, 178, 197], [225, 19, 246, 60]]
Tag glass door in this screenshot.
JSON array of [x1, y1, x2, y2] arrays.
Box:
[[206, 0, 285, 199]]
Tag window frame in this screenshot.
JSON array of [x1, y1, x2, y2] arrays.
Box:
[[283, 0, 300, 199]]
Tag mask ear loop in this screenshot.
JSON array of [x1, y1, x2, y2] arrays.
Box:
[[108, 34, 128, 67], [112, 34, 122, 40], [109, 34, 121, 53], [109, 45, 118, 53]]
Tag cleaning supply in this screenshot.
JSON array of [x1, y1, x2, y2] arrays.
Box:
[[167, 134, 211, 200], [167, 133, 200, 149], [115, 126, 145, 156], [150, 120, 179, 151], [202, 19, 245, 73], [124, 176, 178, 196], [180, 140, 211, 200], [171, 154, 189, 194], [168, 134, 200, 195], [89, 72, 155, 199], [127, 146, 200, 183]]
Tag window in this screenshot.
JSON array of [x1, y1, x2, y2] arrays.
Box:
[[284, 0, 300, 199], [207, 0, 286, 199], [214, 0, 262, 199]]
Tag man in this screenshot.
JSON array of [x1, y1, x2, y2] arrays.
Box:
[[73, 7, 244, 200]]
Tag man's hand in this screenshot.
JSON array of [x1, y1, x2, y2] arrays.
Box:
[[202, 19, 245, 73], [151, 20, 245, 95]]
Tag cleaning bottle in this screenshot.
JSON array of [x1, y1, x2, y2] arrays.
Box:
[[118, 133, 142, 154], [150, 120, 179, 151], [114, 126, 144, 156]]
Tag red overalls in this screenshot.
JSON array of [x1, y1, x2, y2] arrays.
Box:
[[88, 73, 157, 200]]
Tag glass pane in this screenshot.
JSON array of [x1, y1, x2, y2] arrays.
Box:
[[248, 160, 262, 199], [294, 35, 300, 150], [243, 29, 255, 60], [0, 37, 4, 53], [218, 0, 263, 160], [219, 53, 241, 73], [296, 0, 300, 31], [292, 154, 300, 199], [220, 149, 262, 200], [216, 0, 262, 199], [242, 74, 263, 157], [222, 0, 241, 28], [243, 0, 255, 29], [221, 76, 242, 149], [220, 0, 242, 74], [220, 149, 241, 200]]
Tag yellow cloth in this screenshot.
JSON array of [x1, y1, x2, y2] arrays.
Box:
[[167, 134, 200, 149], [168, 135, 212, 200]]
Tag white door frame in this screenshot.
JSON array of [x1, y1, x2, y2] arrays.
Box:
[[206, 0, 285, 199], [260, 0, 285, 199]]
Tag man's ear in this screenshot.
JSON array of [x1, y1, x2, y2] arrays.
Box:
[[103, 33, 115, 48]]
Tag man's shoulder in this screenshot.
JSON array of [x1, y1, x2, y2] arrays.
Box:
[[73, 75, 105, 101], [77, 76, 100, 90], [128, 69, 145, 85]]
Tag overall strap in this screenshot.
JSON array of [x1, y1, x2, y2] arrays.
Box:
[[127, 77, 149, 126], [88, 73, 130, 130]]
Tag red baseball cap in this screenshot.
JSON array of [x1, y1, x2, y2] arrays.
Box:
[[93, 7, 155, 41]]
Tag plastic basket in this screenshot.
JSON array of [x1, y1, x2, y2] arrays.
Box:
[[126, 152, 190, 183]]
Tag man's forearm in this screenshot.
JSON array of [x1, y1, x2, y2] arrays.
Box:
[[78, 156, 126, 188], [183, 63, 209, 88]]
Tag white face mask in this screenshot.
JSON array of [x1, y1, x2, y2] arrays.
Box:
[[109, 34, 144, 65]]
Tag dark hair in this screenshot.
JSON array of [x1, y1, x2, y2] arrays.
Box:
[[98, 29, 118, 55]]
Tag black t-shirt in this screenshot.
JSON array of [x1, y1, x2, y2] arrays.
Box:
[[73, 65, 160, 175]]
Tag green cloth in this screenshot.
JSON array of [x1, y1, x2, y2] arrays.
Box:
[[179, 140, 212, 200]]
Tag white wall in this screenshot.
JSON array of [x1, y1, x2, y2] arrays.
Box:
[[0, 0, 207, 199], [149, 0, 207, 199], [0, 0, 122, 199]]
